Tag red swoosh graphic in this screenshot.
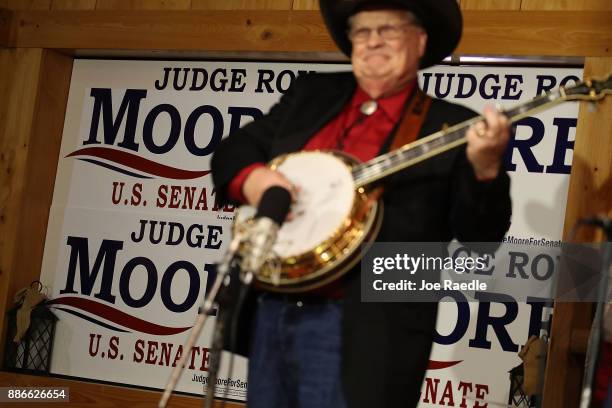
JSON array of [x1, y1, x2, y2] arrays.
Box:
[[48, 296, 191, 335], [427, 360, 462, 370], [67, 147, 210, 180]]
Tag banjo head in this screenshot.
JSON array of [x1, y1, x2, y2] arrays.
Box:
[[234, 150, 383, 293]]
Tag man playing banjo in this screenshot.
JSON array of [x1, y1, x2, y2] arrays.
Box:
[[211, 0, 512, 407]]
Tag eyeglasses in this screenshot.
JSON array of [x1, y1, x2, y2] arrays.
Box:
[[348, 22, 415, 43]]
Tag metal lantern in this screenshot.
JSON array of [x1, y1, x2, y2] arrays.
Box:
[[3, 301, 58, 375]]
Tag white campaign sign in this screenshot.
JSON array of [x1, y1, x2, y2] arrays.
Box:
[[40, 60, 581, 405], [419, 65, 581, 407]]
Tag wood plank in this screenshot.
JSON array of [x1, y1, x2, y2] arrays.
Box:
[[192, 0, 291, 9], [460, 0, 520, 10], [521, 0, 612, 10], [458, 10, 611, 56], [0, 47, 44, 364], [542, 57, 612, 408], [51, 0, 97, 10], [562, 57, 612, 241], [292, 0, 318, 10], [8, 50, 73, 334], [5, 9, 612, 58], [8, 10, 335, 52], [542, 300, 592, 408], [0, 9, 14, 46], [0, 0, 50, 9], [0, 372, 245, 407], [96, 0, 191, 9], [569, 328, 590, 354]]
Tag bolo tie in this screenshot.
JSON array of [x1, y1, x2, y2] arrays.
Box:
[[335, 100, 379, 150]]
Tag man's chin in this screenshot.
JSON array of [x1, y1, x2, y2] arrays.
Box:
[[360, 62, 392, 75], [360, 71, 393, 81], [363, 56, 390, 67]]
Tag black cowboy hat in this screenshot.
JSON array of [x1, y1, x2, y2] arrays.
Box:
[[319, 0, 462, 68]]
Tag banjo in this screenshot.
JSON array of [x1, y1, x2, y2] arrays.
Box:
[[234, 76, 611, 293]]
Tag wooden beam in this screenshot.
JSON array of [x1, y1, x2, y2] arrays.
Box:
[[292, 0, 318, 10], [460, 0, 521, 10], [9, 49, 73, 332], [0, 49, 72, 367], [0, 9, 15, 47], [0, 0, 50, 10], [459, 10, 612, 56], [51, 0, 98, 10], [569, 328, 590, 354], [3, 9, 611, 57], [542, 57, 612, 408], [7, 10, 333, 52], [561, 58, 612, 238], [192, 0, 292, 10], [0, 371, 244, 407], [521, 0, 612, 11], [96, 0, 192, 10], [0, 47, 44, 365]]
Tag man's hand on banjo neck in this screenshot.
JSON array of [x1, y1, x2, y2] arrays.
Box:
[[465, 105, 510, 181]]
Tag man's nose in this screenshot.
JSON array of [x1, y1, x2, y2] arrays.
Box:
[[366, 30, 385, 47]]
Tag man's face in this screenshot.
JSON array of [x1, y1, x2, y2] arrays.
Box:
[[350, 9, 427, 91]]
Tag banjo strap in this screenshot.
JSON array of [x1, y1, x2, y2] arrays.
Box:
[[389, 87, 432, 151], [363, 89, 432, 206]]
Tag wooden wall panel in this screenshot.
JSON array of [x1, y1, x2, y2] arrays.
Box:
[[0, 48, 44, 363], [559, 57, 612, 242], [460, 0, 521, 10], [0, 9, 12, 45], [292, 0, 318, 10], [0, 0, 50, 9], [458, 10, 611, 57], [9, 10, 336, 52], [0, 0, 607, 12], [542, 57, 612, 408], [565, 57, 612, 231], [293, 0, 522, 11], [96, 0, 191, 10], [0, 372, 245, 407], [192, 0, 291, 10], [9, 49, 73, 336], [51, 0, 97, 10], [521, 0, 612, 10], [0, 48, 72, 367], [6, 10, 611, 57]]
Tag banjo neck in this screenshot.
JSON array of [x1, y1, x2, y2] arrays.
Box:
[[351, 76, 611, 188], [248, 76, 610, 293]]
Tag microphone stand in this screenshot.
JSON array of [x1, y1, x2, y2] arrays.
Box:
[[579, 217, 612, 408], [204, 255, 252, 408], [158, 186, 290, 408], [158, 232, 252, 408]]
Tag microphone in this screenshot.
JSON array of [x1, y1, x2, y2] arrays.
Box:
[[160, 187, 292, 408], [203, 186, 291, 407], [256, 185, 293, 224], [240, 186, 292, 275]]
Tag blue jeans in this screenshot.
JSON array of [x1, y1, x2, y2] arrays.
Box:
[[247, 294, 346, 408]]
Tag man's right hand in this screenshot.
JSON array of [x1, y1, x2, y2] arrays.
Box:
[[242, 167, 296, 207]]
